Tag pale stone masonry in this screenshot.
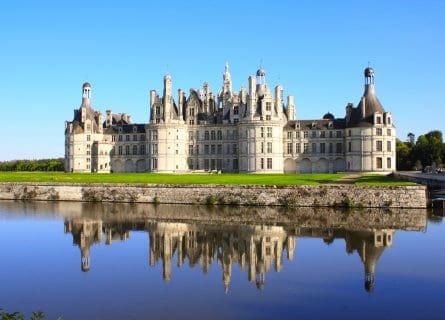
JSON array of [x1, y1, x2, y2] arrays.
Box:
[[65, 65, 396, 173]]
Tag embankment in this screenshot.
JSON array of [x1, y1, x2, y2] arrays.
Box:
[[0, 182, 427, 208]]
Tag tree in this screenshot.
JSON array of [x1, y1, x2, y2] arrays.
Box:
[[412, 130, 443, 167], [396, 139, 412, 170]]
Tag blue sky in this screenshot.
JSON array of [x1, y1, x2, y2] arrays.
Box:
[[1, 0, 444, 160]]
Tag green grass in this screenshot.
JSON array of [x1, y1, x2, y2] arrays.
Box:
[[354, 174, 417, 186], [0, 172, 345, 186]]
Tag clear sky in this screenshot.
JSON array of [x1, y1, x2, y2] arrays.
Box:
[[1, 0, 444, 160]]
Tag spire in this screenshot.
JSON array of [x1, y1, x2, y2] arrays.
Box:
[[223, 62, 232, 94]]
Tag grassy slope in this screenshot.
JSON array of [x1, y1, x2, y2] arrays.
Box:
[[0, 172, 345, 186], [354, 174, 417, 186]]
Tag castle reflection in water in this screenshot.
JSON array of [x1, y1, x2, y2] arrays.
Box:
[[63, 205, 425, 293]]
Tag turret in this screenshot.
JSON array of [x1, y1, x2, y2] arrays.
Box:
[[275, 85, 283, 112]]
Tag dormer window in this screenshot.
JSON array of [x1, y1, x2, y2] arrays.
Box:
[[328, 122, 333, 128], [133, 126, 137, 133], [376, 116, 382, 124]]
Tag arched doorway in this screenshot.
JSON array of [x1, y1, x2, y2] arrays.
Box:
[[283, 158, 296, 173], [299, 158, 312, 173]]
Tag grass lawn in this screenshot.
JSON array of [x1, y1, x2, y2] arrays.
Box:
[[354, 173, 417, 186], [0, 172, 346, 186]]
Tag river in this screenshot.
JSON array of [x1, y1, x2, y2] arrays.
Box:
[[0, 201, 444, 319]]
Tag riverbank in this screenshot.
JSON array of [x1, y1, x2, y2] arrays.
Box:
[[0, 182, 427, 208]]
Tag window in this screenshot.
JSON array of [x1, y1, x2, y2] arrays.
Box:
[[376, 157, 383, 169], [118, 135, 123, 142], [233, 159, 238, 170], [126, 135, 130, 141], [196, 145, 199, 155], [387, 141, 391, 152], [387, 117, 391, 125], [189, 131, 194, 140], [188, 145, 194, 155], [217, 130, 222, 140], [204, 159, 210, 170], [329, 131, 333, 138], [287, 143, 293, 154], [267, 158, 272, 169], [376, 140, 383, 151], [233, 118, 239, 124], [266, 102, 272, 111], [311, 131, 317, 138], [287, 132, 293, 139], [140, 145, 145, 155], [387, 129, 391, 136], [376, 128, 382, 136], [211, 145, 216, 154], [86, 124, 91, 132], [112, 135, 116, 142], [303, 143, 309, 153], [195, 131, 200, 140], [205, 131, 210, 140], [348, 130, 352, 137], [376, 116, 382, 124], [189, 108, 195, 116], [260, 127, 264, 138], [303, 131, 308, 138], [217, 144, 222, 154], [320, 143, 326, 153], [260, 142, 264, 153], [266, 115, 271, 121], [125, 145, 130, 155], [188, 158, 194, 170], [267, 127, 272, 138], [329, 143, 333, 154], [133, 134, 138, 141], [87, 135, 91, 142], [296, 131, 300, 139], [152, 158, 158, 170], [336, 131, 342, 138], [260, 158, 264, 169], [232, 144, 238, 155], [118, 146, 123, 155], [204, 145, 209, 155], [387, 157, 392, 169], [152, 131, 158, 141], [296, 143, 301, 153], [152, 144, 158, 154], [348, 142, 352, 152], [189, 119, 194, 125], [233, 106, 239, 115], [133, 145, 138, 155], [312, 143, 316, 153], [211, 130, 216, 140], [233, 130, 238, 139], [320, 131, 325, 138], [267, 142, 272, 153], [336, 143, 342, 153]]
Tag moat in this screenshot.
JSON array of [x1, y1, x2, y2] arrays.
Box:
[[1, 201, 444, 319]]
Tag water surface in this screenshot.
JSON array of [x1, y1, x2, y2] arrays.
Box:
[[0, 201, 444, 319]]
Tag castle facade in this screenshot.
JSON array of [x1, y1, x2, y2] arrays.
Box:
[[65, 65, 395, 173]]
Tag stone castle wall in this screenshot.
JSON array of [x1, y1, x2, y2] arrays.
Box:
[[0, 183, 427, 208]]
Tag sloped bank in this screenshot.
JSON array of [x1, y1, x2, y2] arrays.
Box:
[[0, 182, 427, 208]]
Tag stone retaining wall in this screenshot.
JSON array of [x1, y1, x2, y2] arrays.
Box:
[[0, 182, 427, 208]]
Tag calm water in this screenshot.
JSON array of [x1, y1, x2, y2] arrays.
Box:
[[0, 201, 444, 320]]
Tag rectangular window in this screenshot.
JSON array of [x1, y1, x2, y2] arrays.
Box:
[[211, 130, 216, 140], [296, 143, 301, 153], [118, 135, 122, 142], [376, 116, 382, 124], [320, 131, 325, 138], [260, 142, 264, 153], [376, 128, 382, 136], [296, 131, 300, 139], [233, 106, 239, 115], [348, 141, 352, 152], [232, 144, 238, 155], [126, 135, 130, 141], [217, 130, 222, 140], [303, 131, 308, 138], [311, 131, 317, 138], [112, 135, 116, 142], [152, 144, 158, 154], [287, 132, 293, 139], [205, 131, 210, 140], [387, 141, 391, 152], [260, 158, 264, 169], [304, 143, 309, 153], [188, 158, 194, 170], [233, 159, 238, 170], [266, 115, 271, 121], [266, 102, 272, 111], [329, 131, 333, 138], [312, 143, 316, 153], [118, 146, 122, 155], [196, 145, 199, 155], [188, 145, 194, 155], [336, 131, 342, 138], [387, 129, 391, 136], [140, 134, 145, 141], [267, 127, 272, 138], [287, 143, 293, 154], [152, 131, 158, 141], [217, 144, 222, 155], [133, 134, 138, 141], [387, 157, 392, 169], [329, 143, 333, 154], [376, 140, 383, 151], [211, 145, 216, 154], [133, 145, 138, 155], [125, 145, 130, 155], [260, 127, 264, 138], [320, 143, 326, 153], [204, 145, 209, 155], [87, 135, 91, 142], [336, 143, 342, 153], [377, 157, 383, 169], [204, 159, 210, 170], [152, 158, 158, 170], [140, 145, 145, 155], [189, 131, 194, 140], [267, 158, 272, 169]]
